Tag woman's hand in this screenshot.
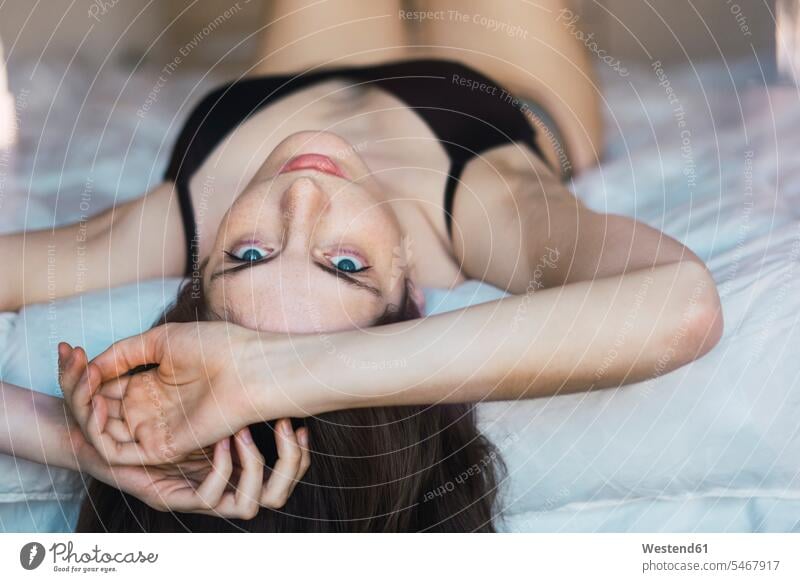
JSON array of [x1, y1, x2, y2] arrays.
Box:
[[60, 343, 311, 514], [81, 425, 308, 516], [59, 323, 313, 464]]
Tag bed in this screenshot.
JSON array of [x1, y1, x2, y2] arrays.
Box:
[[1, 53, 799, 532]]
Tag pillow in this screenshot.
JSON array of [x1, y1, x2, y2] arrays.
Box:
[[0, 278, 183, 504]]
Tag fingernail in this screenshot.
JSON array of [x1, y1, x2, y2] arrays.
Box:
[[221, 438, 230, 451], [240, 427, 253, 444], [281, 420, 292, 436], [298, 429, 309, 448]]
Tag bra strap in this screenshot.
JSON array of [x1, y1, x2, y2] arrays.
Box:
[[443, 159, 465, 242]]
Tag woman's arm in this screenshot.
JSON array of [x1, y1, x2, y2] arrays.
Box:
[[73, 259, 721, 464], [452, 145, 708, 294], [73, 151, 722, 461], [284, 260, 722, 413], [0, 380, 83, 471], [0, 182, 183, 312], [303, 151, 722, 410]]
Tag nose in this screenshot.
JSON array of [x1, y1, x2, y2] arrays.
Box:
[[280, 177, 328, 247]]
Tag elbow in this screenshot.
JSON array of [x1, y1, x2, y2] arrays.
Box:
[[658, 261, 724, 372], [701, 279, 724, 354], [683, 260, 724, 360], [684, 285, 724, 362]]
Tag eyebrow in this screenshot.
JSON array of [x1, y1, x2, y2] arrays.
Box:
[[209, 257, 383, 298], [210, 255, 279, 281], [315, 262, 383, 297]]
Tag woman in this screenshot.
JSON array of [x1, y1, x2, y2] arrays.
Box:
[[0, 0, 723, 529], [67, 281, 499, 532]]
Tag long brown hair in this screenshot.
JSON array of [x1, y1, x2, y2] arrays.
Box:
[[76, 274, 502, 532]]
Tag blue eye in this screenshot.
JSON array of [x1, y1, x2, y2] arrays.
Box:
[[330, 254, 366, 273], [227, 245, 269, 262]]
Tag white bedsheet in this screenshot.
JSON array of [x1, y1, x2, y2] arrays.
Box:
[[1, 55, 799, 532]]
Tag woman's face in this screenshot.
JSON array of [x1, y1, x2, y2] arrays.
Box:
[[204, 131, 418, 333]]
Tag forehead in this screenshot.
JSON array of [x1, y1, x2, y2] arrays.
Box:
[[208, 263, 385, 333]]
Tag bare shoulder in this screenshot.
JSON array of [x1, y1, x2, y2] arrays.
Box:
[[449, 142, 585, 290], [450, 144, 560, 251]]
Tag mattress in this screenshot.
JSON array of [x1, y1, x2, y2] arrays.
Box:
[[1, 54, 799, 532]]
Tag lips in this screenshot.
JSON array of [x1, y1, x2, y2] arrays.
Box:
[[279, 153, 347, 179]]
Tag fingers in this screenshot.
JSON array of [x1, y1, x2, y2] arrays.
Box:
[[292, 427, 311, 496], [83, 392, 149, 464], [144, 424, 307, 520], [104, 417, 135, 443], [90, 326, 166, 382], [58, 343, 80, 401], [59, 342, 126, 423], [148, 438, 233, 514], [57, 342, 71, 374], [194, 422, 307, 519], [59, 343, 146, 465], [97, 376, 130, 401], [60, 343, 128, 403], [86, 391, 109, 437], [260, 419, 304, 509], [59, 345, 94, 427], [82, 372, 162, 464], [100, 396, 123, 419], [211, 428, 265, 520], [192, 438, 234, 510]]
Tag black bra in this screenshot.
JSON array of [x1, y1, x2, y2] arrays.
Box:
[[164, 59, 552, 277]]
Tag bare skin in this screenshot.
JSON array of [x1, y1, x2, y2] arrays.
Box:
[[252, 0, 411, 75], [409, 0, 603, 173], [0, 0, 603, 313], [0, 1, 722, 507], [57, 1, 721, 465], [0, 0, 604, 314], [253, 0, 602, 174], [0, 343, 310, 515]]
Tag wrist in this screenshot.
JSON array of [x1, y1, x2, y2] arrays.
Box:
[[57, 402, 113, 479], [57, 405, 92, 473], [241, 330, 363, 422], [239, 331, 311, 422], [290, 328, 398, 414]]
